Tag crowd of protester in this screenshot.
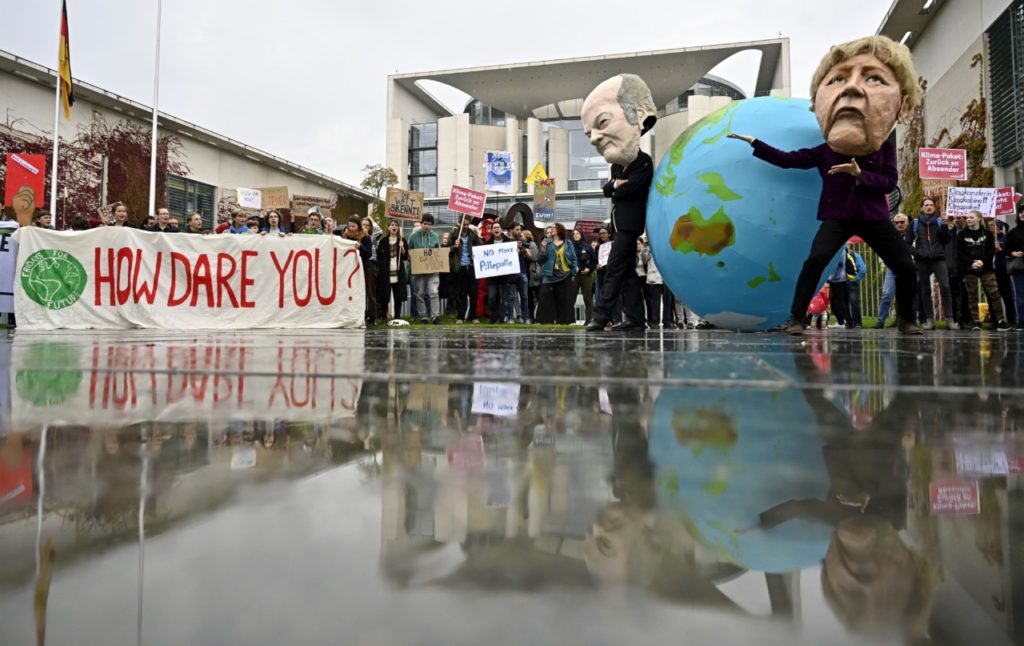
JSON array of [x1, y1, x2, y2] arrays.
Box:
[[12, 197, 1024, 331]]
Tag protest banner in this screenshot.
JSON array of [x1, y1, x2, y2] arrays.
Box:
[[919, 147, 967, 181], [258, 186, 290, 210], [929, 480, 980, 515], [471, 382, 520, 417], [9, 334, 364, 433], [995, 187, 1020, 218], [597, 241, 612, 267], [573, 220, 604, 239], [409, 247, 449, 274], [385, 187, 425, 221], [448, 185, 487, 217], [485, 151, 513, 193], [534, 178, 556, 220], [946, 187, 997, 217], [12, 227, 364, 330], [0, 222, 18, 313], [237, 187, 262, 209], [472, 241, 519, 279]]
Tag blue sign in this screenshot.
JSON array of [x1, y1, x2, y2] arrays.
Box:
[[485, 151, 513, 194]]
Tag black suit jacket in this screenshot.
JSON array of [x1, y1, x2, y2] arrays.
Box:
[[603, 151, 653, 235]]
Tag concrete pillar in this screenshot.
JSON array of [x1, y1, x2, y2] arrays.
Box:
[[505, 117, 521, 190], [386, 117, 409, 190], [548, 127, 569, 192], [526, 117, 543, 182]]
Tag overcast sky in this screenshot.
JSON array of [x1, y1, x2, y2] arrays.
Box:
[[2, 0, 894, 186]]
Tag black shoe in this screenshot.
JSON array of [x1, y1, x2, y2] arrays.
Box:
[[432, 317, 441, 325], [996, 320, 1011, 331], [899, 321, 924, 335], [871, 320, 885, 329], [695, 321, 715, 330], [611, 320, 646, 331], [782, 318, 804, 336], [585, 320, 607, 332]]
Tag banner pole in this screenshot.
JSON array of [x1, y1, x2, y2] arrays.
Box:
[[49, 1, 62, 220]]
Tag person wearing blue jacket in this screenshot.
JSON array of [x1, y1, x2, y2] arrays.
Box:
[[846, 247, 867, 328], [536, 222, 578, 324]]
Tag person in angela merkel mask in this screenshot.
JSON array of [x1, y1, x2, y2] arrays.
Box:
[[729, 35, 923, 336], [581, 74, 657, 332]]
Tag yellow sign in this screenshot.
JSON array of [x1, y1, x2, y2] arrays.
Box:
[[524, 163, 548, 185]]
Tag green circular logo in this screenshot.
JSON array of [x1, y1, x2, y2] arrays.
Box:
[[20, 249, 87, 310], [16, 342, 83, 406]]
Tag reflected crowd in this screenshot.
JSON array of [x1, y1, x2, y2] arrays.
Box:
[[1, 330, 1023, 644]]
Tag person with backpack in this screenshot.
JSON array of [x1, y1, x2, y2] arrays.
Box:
[[912, 198, 954, 330]]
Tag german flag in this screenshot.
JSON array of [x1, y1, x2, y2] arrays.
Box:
[[58, 0, 74, 119]]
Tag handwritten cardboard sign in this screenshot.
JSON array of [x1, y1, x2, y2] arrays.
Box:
[[929, 480, 980, 515], [257, 186, 289, 210], [472, 241, 519, 279], [919, 148, 967, 181], [409, 247, 449, 274], [946, 187, 997, 217], [385, 187, 425, 221], [448, 184, 487, 217], [237, 188, 262, 209]]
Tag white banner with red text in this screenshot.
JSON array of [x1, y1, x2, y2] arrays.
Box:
[[12, 227, 365, 330]]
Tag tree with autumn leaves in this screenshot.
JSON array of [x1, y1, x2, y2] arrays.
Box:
[[0, 114, 188, 228]]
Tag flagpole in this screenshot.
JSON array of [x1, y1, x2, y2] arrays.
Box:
[[49, 3, 62, 220], [147, 0, 163, 218]]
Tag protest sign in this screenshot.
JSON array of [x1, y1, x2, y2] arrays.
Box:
[[9, 334, 364, 432], [291, 194, 334, 219], [524, 163, 548, 185], [472, 241, 519, 279], [0, 222, 18, 313], [237, 188, 262, 209], [995, 187, 1020, 217], [448, 185, 486, 217], [946, 187, 997, 217], [485, 151, 513, 193], [919, 148, 967, 181], [409, 247, 449, 274], [929, 480, 980, 515], [4, 153, 46, 208], [12, 227, 364, 330], [471, 382, 520, 417], [447, 434, 486, 471], [597, 241, 612, 267], [258, 186, 290, 210], [534, 178, 556, 220], [385, 187, 425, 221]]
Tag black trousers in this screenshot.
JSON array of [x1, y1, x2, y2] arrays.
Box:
[[593, 230, 645, 325], [792, 219, 917, 323], [452, 267, 477, 321], [828, 281, 849, 324]]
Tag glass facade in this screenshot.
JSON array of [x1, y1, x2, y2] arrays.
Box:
[[408, 122, 438, 197], [465, 99, 506, 126]]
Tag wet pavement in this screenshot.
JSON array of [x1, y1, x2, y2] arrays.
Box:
[[1, 327, 1023, 645]]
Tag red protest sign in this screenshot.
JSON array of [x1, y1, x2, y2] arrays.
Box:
[[5, 153, 46, 208], [919, 148, 967, 181], [447, 434, 486, 471], [448, 185, 487, 217], [995, 187, 1020, 217], [929, 479, 980, 515]]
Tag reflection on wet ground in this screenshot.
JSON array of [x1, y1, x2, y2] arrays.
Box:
[[1, 328, 1023, 645]]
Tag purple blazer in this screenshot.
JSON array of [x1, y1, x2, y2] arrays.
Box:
[[751, 137, 897, 222]]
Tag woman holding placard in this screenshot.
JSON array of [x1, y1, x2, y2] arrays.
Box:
[[536, 222, 578, 324]]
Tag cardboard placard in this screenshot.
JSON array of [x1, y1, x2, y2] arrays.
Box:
[[448, 185, 487, 217], [534, 178, 556, 220], [919, 148, 967, 181], [409, 247, 449, 274], [385, 187, 425, 221], [291, 194, 335, 219], [258, 186, 290, 210]]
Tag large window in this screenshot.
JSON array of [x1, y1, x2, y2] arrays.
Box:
[[989, 0, 1024, 167], [166, 174, 216, 228], [409, 122, 438, 197]]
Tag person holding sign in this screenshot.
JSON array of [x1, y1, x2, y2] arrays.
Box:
[[449, 217, 482, 322], [729, 35, 923, 335], [536, 223, 578, 324], [407, 213, 442, 324], [377, 219, 410, 322], [957, 210, 1010, 330]]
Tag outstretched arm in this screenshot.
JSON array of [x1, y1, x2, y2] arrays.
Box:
[[729, 133, 820, 170]]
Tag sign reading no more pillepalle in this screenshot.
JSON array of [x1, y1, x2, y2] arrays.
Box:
[[12, 227, 364, 330], [409, 247, 449, 274], [472, 241, 519, 279], [448, 185, 487, 217]]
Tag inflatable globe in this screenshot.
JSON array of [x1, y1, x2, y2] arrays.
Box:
[[649, 353, 832, 573], [647, 97, 837, 331]]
